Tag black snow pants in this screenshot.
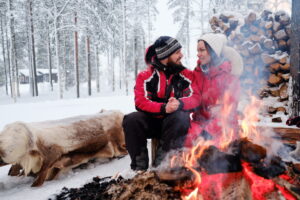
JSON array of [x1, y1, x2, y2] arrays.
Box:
[[122, 111, 190, 170]]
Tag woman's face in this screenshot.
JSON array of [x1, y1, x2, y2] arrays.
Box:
[[197, 41, 211, 65]]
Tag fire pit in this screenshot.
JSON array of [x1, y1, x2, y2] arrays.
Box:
[[52, 97, 300, 200]]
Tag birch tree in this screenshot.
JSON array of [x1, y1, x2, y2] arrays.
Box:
[[7, 0, 17, 102]]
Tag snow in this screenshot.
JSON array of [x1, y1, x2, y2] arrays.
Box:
[[0, 92, 136, 200]]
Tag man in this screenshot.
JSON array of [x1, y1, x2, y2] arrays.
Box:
[[122, 36, 200, 171]]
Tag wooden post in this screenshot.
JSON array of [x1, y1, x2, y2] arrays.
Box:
[[290, 0, 300, 117]]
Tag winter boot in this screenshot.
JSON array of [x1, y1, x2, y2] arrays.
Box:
[[153, 141, 168, 168], [131, 147, 149, 171]]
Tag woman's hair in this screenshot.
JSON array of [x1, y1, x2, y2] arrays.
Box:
[[198, 39, 222, 67]]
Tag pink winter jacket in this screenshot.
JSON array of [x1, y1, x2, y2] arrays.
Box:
[[185, 59, 240, 147]]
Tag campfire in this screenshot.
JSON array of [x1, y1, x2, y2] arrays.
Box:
[[158, 95, 300, 200], [52, 96, 300, 200]]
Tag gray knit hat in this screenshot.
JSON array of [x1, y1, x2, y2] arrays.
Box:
[[145, 36, 182, 64]]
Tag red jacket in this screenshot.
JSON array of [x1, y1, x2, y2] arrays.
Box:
[[185, 59, 240, 147], [134, 60, 200, 116]]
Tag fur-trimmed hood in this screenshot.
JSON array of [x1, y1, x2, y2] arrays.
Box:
[[198, 33, 243, 76]]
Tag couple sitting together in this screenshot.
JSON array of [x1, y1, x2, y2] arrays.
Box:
[[122, 33, 243, 171]]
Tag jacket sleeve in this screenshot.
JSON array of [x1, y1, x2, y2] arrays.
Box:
[[134, 71, 166, 115], [178, 69, 201, 112]]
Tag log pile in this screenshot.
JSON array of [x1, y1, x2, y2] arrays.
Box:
[[209, 10, 291, 121]]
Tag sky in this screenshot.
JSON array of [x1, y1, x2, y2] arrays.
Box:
[[152, 0, 179, 40], [152, 0, 200, 67]]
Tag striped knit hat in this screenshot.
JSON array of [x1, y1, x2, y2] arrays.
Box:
[[145, 36, 182, 64]]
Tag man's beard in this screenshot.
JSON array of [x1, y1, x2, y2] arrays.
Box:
[[167, 60, 182, 68]]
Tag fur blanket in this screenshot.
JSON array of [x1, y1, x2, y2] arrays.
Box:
[[0, 110, 127, 186]]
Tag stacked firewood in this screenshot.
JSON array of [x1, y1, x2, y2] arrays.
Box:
[[209, 10, 291, 119]]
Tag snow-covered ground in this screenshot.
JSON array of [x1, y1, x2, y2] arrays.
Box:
[[0, 89, 137, 200], [0, 82, 298, 200]]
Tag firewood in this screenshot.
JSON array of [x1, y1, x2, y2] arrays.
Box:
[[209, 16, 219, 26], [268, 74, 282, 86], [275, 12, 291, 26], [210, 25, 217, 31], [232, 33, 244, 44], [240, 48, 250, 57], [156, 167, 193, 182], [257, 29, 265, 37], [268, 106, 278, 114], [261, 10, 272, 21], [263, 38, 274, 49], [274, 29, 288, 40], [197, 145, 242, 174], [285, 24, 291, 37], [270, 63, 281, 72], [238, 138, 267, 163], [262, 53, 276, 64], [229, 31, 236, 40], [245, 12, 257, 24], [278, 40, 288, 51], [266, 29, 273, 38], [249, 25, 259, 33], [221, 23, 229, 32], [253, 156, 286, 179], [273, 127, 300, 139], [249, 35, 261, 42], [273, 177, 300, 200], [219, 14, 229, 23], [276, 107, 287, 114], [279, 54, 288, 64], [279, 83, 288, 100], [287, 39, 291, 49], [249, 43, 262, 54], [272, 117, 282, 123], [280, 63, 290, 72], [273, 21, 281, 32], [280, 73, 290, 81], [259, 20, 266, 28], [229, 18, 239, 30], [270, 89, 280, 97], [242, 40, 253, 48], [292, 163, 300, 174], [265, 21, 273, 29], [259, 89, 269, 98], [240, 25, 251, 37]]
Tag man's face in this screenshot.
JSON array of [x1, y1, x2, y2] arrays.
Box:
[[167, 49, 183, 66]]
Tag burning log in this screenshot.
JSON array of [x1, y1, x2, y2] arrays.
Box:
[[252, 156, 286, 179], [197, 145, 242, 174], [156, 166, 194, 184], [234, 138, 267, 163]]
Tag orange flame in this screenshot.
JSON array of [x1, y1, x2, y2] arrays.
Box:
[[239, 95, 262, 140], [179, 94, 266, 199], [219, 91, 237, 150]]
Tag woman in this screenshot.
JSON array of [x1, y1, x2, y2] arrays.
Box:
[[185, 33, 243, 147]]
